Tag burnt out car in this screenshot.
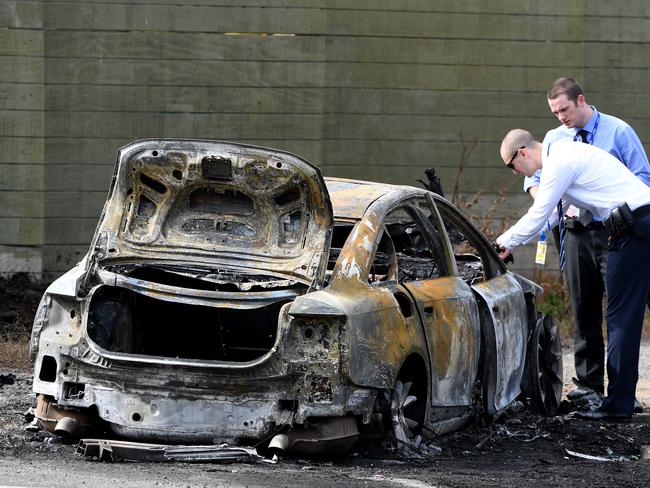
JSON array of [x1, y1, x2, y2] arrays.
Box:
[[30, 139, 562, 454]]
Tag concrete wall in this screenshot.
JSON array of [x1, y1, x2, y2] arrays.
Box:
[[2, 0, 650, 278]]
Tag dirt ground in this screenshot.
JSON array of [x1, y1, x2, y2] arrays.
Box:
[[1, 275, 649, 487]]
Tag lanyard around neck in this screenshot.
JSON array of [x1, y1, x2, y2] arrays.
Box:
[[574, 112, 601, 144]]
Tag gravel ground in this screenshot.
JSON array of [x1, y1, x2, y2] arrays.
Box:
[[562, 341, 650, 407]]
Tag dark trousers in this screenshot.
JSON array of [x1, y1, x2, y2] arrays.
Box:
[[602, 214, 650, 415], [563, 225, 609, 393]]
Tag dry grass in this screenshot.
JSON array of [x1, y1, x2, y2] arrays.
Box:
[[530, 270, 573, 343], [0, 337, 31, 370]]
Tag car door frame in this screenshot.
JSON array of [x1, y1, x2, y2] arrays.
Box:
[[380, 197, 482, 408], [432, 196, 528, 416]]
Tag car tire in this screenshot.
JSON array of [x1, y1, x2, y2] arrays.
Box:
[[524, 313, 563, 415]]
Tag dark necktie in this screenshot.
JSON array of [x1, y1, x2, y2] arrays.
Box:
[[577, 129, 589, 143]]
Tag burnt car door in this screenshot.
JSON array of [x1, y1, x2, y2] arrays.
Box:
[[381, 199, 481, 407], [434, 198, 527, 415]]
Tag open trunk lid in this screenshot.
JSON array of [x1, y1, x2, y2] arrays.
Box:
[[89, 139, 333, 286]]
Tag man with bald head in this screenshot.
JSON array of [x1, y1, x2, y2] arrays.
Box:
[[496, 129, 650, 420]]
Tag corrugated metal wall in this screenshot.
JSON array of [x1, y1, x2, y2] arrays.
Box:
[[2, 0, 650, 278]]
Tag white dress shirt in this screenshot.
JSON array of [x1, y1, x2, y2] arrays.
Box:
[[498, 139, 650, 250]]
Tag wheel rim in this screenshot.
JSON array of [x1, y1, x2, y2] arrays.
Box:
[[533, 315, 563, 414], [390, 380, 422, 444]]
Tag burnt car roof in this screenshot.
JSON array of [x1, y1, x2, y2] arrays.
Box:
[[326, 177, 428, 219]]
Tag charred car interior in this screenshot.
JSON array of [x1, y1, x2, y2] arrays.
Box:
[[30, 139, 563, 457]]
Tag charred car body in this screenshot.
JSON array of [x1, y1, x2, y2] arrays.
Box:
[[30, 140, 562, 453]]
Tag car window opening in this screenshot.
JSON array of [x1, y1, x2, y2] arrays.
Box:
[[438, 206, 489, 284], [370, 206, 444, 284]]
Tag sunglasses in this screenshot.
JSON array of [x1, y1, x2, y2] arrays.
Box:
[[506, 146, 525, 169]]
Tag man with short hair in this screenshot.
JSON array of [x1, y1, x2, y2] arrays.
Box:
[[525, 78, 650, 407], [497, 129, 650, 420]]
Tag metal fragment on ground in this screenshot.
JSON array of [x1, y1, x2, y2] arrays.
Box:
[[77, 439, 268, 463], [24, 418, 41, 432], [564, 447, 635, 462], [572, 391, 604, 411]]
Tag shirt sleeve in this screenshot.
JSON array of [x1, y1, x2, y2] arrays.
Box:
[[522, 170, 541, 193], [498, 157, 573, 249], [615, 125, 650, 187]]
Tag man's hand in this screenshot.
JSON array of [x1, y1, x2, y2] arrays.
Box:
[[493, 239, 514, 264], [498, 248, 513, 262]]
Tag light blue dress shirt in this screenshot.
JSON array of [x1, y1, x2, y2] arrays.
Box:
[[524, 106, 650, 192]]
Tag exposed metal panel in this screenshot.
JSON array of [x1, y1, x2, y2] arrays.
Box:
[[471, 273, 527, 413], [77, 439, 266, 463]]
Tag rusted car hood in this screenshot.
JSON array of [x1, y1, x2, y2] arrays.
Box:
[[89, 139, 333, 285]]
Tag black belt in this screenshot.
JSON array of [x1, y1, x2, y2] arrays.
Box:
[[564, 219, 605, 231], [632, 204, 650, 220], [585, 221, 605, 230]]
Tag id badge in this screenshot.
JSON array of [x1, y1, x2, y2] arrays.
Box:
[[535, 232, 547, 265]]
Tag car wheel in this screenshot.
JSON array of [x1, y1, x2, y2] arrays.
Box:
[[526, 314, 563, 415], [390, 379, 426, 446]]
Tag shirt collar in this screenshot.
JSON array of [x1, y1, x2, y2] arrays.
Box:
[[575, 105, 599, 136]]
